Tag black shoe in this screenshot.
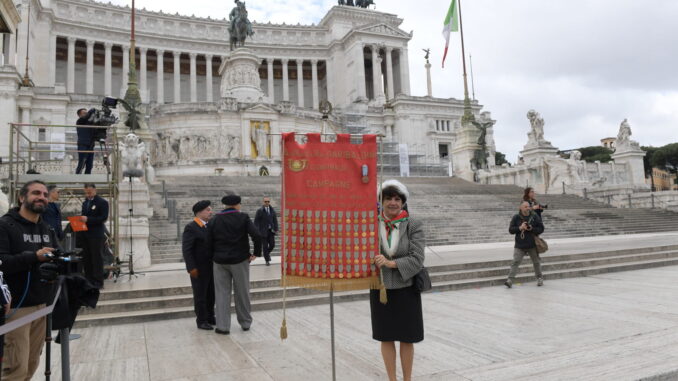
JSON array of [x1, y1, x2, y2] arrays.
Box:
[[215, 329, 230, 335], [208, 318, 216, 326], [266, 261, 270, 266], [504, 279, 512, 289], [242, 326, 250, 331], [197, 323, 213, 330]]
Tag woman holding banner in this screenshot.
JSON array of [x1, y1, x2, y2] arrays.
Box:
[[371, 179, 425, 381]]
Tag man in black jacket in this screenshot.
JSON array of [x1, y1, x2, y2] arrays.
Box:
[[182, 200, 215, 330], [206, 195, 261, 335], [504, 201, 545, 288], [75, 108, 95, 174], [79, 183, 109, 289], [253, 197, 278, 265], [0, 180, 56, 380]]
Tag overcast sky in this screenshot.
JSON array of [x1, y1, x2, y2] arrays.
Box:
[[114, 0, 678, 161]]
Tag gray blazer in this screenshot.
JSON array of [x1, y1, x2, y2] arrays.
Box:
[[380, 217, 425, 289]]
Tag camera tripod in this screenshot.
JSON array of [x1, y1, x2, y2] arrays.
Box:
[[97, 138, 111, 175], [113, 175, 145, 282]]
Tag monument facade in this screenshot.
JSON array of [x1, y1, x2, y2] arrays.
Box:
[[0, 0, 487, 177]]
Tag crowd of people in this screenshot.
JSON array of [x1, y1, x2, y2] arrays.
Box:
[[0, 173, 548, 380]]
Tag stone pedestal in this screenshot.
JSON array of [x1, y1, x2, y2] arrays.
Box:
[[219, 48, 264, 102], [612, 149, 647, 187], [520, 146, 559, 165], [451, 122, 482, 181], [117, 180, 153, 269]]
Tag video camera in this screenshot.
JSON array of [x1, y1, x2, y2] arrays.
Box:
[[87, 97, 120, 142], [39, 248, 82, 281]]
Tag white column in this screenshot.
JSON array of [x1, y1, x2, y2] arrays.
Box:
[[385, 47, 395, 100], [49, 34, 57, 86], [66, 37, 76, 93], [173, 51, 181, 103], [399, 47, 411, 95], [140, 47, 148, 100], [156, 49, 165, 104], [282, 59, 289, 101], [104, 42, 112, 96], [21, 107, 30, 125], [267, 58, 274, 103], [326, 58, 335, 105], [121, 44, 129, 97], [205, 54, 213, 102], [189, 53, 197, 102], [311, 59, 319, 110], [354, 43, 366, 99], [7, 29, 16, 67], [371, 45, 382, 100], [296, 59, 304, 108], [85, 40, 94, 94]]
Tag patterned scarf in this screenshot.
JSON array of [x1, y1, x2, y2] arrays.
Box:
[[379, 210, 409, 246]]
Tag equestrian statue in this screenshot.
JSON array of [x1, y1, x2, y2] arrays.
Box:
[[229, 0, 254, 50]]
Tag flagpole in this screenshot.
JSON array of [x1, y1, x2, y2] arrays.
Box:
[[457, 0, 474, 123]]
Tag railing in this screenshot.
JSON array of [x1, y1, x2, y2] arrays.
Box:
[[5, 122, 121, 257]]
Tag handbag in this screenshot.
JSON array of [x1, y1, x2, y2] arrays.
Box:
[[405, 221, 432, 292], [413, 267, 432, 292], [534, 234, 549, 254]]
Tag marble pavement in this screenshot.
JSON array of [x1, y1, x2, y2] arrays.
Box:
[[32, 263, 678, 380]]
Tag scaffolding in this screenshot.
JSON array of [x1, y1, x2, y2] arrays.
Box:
[[5, 122, 120, 258]]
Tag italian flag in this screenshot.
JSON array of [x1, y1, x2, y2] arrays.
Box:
[[442, 0, 459, 68]]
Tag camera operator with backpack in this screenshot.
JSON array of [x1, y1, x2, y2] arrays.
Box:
[[0, 180, 57, 380]]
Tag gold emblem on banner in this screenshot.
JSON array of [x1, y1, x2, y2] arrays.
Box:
[[288, 159, 308, 172]]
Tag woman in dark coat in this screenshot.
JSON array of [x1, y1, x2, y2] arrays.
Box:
[[523, 187, 545, 217], [371, 179, 425, 381]]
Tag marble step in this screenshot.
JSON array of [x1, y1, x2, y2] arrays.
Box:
[[76, 245, 678, 326], [75, 255, 678, 328], [87, 249, 678, 316]]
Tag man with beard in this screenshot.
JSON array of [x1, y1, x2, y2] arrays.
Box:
[[0, 180, 57, 380]]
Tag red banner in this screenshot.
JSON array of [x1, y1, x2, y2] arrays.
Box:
[[281, 133, 379, 290]]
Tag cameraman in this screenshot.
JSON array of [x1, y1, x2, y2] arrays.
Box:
[[0, 180, 57, 380], [75, 108, 95, 174]]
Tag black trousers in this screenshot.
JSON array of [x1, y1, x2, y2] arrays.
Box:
[[75, 143, 94, 174], [190, 264, 215, 325], [81, 234, 105, 288], [262, 232, 275, 262]]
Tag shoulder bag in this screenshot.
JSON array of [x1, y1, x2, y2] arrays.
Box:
[[407, 221, 432, 292]]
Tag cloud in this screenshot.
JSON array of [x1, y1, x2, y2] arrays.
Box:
[[111, 0, 678, 161]]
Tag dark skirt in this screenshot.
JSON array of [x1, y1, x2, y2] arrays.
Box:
[[369, 286, 423, 343]]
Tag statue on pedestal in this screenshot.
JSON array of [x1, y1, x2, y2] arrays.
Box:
[[251, 125, 269, 159], [615, 118, 640, 151], [526, 109, 547, 146], [120, 133, 152, 181], [229, 0, 254, 50]]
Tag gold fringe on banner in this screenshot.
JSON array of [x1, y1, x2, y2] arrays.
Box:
[[280, 275, 381, 292]]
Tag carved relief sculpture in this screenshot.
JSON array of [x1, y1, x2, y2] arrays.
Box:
[[120, 133, 147, 180]]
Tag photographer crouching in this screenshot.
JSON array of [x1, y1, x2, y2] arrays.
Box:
[[0, 180, 56, 380]]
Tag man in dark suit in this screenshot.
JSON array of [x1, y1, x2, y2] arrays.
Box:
[[182, 200, 216, 330], [75, 108, 95, 174], [79, 183, 109, 289], [253, 197, 278, 265]]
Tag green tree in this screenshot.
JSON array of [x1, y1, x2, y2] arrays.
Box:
[[576, 146, 613, 163], [650, 143, 678, 172], [495, 151, 508, 166], [642, 146, 659, 191]]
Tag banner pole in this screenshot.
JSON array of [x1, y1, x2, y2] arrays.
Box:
[[330, 283, 336, 381]]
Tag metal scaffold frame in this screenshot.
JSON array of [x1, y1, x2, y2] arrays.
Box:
[[5, 122, 121, 259]]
